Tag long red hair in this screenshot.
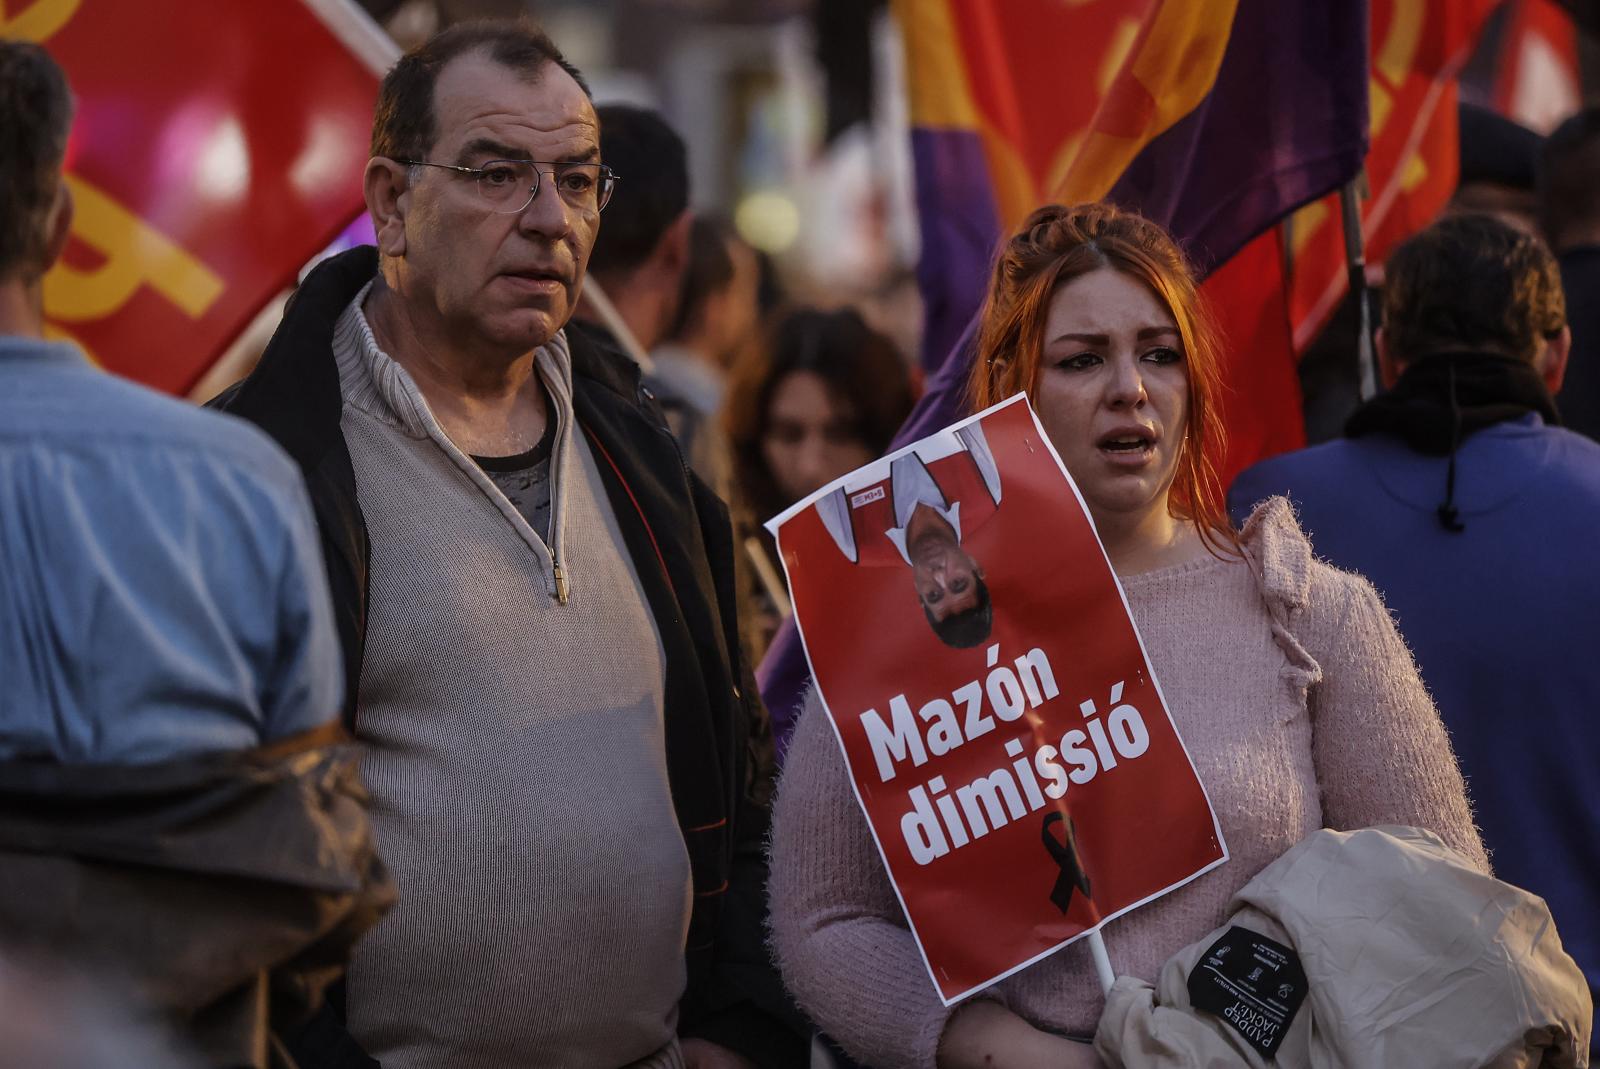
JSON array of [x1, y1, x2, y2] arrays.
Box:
[[968, 202, 1238, 557]]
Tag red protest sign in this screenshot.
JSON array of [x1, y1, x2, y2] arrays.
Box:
[[769, 395, 1227, 1003], [16, 0, 393, 395]]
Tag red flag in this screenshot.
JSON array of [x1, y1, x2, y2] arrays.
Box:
[[19, 0, 393, 395], [1286, 0, 1504, 355], [1203, 232, 1301, 487], [1490, 0, 1579, 132]]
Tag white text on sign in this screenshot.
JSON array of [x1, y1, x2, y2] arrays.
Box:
[[857, 648, 1152, 865]]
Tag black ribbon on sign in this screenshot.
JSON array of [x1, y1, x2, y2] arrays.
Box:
[[1042, 812, 1092, 912]]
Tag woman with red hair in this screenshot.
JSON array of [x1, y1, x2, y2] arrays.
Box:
[[769, 203, 1487, 1068]]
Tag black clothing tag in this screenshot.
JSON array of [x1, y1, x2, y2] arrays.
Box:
[[1186, 926, 1308, 1060]]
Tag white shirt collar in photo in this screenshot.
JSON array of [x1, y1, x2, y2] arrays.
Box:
[[884, 453, 961, 566]]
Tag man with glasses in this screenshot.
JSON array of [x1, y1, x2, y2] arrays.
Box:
[[213, 20, 801, 1069]]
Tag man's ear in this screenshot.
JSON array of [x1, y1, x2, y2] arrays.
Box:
[[365, 157, 410, 257], [657, 210, 692, 281], [40, 180, 74, 273], [1375, 326, 1403, 389], [644, 211, 693, 345], [1540, 325, 1571, 395]]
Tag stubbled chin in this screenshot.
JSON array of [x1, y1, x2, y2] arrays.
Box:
[[489, 309, 565, 352]]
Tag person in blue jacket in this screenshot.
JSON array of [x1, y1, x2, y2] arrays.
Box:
[[1230, 213, 1600, 1043]]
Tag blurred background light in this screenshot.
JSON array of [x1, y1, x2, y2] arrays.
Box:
[[735, 189, 801, 253]]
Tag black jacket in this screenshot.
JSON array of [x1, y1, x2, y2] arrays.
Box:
[[211, 247, 805, 1068]]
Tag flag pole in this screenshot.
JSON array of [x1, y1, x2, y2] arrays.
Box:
[[1339, 177, 1380, 400]]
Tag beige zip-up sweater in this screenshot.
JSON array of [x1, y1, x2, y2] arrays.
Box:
[[332, 286, 691, 1069], [770, 498, 1488, 1069]]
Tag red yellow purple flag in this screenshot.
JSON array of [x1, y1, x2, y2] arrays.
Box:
[[896, 0, 1153, 374], [769, 0, 1372, 749], [892, 0, 1369, 478]]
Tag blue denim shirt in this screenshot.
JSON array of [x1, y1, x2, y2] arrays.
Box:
[[0, 337, 341, 762]]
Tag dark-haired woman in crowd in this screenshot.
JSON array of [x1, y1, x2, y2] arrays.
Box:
[[768, 203, 1486, 1069], [725, 306, 915, 661]]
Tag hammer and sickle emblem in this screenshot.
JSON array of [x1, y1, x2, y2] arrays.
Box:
[[0, 0, 83, 43]]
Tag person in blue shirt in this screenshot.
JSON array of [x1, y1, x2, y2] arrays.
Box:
[[1230, 213, 1600, 1040], [0, 44, 342, 761], [0, 42, 389, 1069]]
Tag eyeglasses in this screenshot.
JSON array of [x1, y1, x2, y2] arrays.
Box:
[[394, 158, 618, 213]]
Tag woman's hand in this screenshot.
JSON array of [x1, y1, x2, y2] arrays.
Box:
[[937, 1000, 1106, 1069]]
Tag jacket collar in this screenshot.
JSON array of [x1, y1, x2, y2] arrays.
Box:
[[221, 245, 642, 465], [0, 335, 86, 366], [565, 316, 644, 405], [218, 246, 377, 471]]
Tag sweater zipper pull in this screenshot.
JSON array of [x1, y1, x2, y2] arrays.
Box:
[[553, 561, 570, 604]]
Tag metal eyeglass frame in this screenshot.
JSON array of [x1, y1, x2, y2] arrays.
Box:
[[393, 158, 619, 213]]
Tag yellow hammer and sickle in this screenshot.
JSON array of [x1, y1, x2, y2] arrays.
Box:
[[11, 1, 228, 363], [44, 175, 226, 324], [1370, 0, 1425, 135], [0, 0, 83, 42]]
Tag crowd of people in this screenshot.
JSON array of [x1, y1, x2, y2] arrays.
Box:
[[1, 16, 1597, 1069]]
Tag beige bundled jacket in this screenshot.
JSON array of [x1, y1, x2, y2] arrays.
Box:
[[1096, 826, 1591, 1068]]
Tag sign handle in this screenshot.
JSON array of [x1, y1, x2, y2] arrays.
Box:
[[1088, 929, 1114, 995]]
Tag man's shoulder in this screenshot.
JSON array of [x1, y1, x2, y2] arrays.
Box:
[[565, 319, 681, 445], [2, 362, 313, 557], [1534, 421, 1600, 461], [565, 318, 645, 402], [1509, 422, 1600, 501], [22, 356, 298, 481], [1239, 437, 1372, 482], [648, 345, 723, 418], [1228, 439, 1375, 519]]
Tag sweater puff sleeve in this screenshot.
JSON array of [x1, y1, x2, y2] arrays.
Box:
[[769, 688, 986, 1069], [1242, 497, 1491, 874]]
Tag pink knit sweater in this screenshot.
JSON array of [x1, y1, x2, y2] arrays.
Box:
[[768, 498, 1488, 1069]]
